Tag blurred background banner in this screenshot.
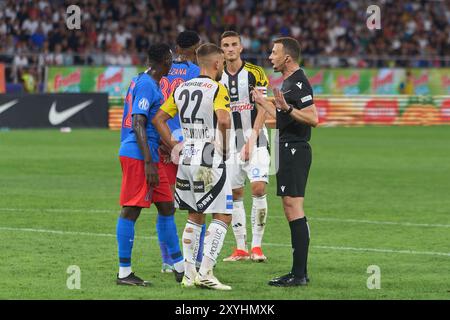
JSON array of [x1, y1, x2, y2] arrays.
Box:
[[267, 68, 450, 95], [45, 66, 145, 94], [0, 64, 5, 93], [0, 93, 108, 128], [46, 66, 450, 96]]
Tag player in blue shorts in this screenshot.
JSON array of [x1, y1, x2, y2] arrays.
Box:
[[157, 31, 207, 273], [116, 43, 185, 286]]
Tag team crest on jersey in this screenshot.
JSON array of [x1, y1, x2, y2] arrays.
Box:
[[138, 98, 149, 111]]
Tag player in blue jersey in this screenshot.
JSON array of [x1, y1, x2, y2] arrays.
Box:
[[157, 31, 207, 273], [116, 43, 185, 286]]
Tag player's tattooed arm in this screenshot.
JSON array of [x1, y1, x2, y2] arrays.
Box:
[[133, 114, 159, 187]]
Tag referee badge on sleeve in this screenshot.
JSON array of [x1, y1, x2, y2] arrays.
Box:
[[301, 95, 312, 103]]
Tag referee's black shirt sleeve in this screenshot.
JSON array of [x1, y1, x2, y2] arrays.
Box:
[[278, 69, 314, 143]]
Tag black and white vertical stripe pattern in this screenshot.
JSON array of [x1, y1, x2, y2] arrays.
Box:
[[221, 66, 268, 152]]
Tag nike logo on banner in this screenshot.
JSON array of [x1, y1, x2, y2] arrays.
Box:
[[0, 100, 19, 115], [48, 100, 93, 125]]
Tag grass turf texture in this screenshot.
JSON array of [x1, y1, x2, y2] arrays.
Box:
[[0, 127, 449, 299]]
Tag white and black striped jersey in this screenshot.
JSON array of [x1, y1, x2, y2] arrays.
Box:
[[220, 61, 269, 152]]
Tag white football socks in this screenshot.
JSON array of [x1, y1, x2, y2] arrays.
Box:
[[119, 266, 132, 279], [199, 219, 228, 276], [251, 194, 268, 248], [182, 220, 202, 278], [231, 200, 247, 251]]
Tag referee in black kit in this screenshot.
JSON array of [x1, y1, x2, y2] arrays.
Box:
[[252, 37, 318, 287]]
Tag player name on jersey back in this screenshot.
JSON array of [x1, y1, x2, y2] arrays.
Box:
[[160, 75, 231, 167]]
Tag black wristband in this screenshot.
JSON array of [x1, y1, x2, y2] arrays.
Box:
[[286, 105, 294, 114]]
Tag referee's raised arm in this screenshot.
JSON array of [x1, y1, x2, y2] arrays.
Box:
[[272, 87, 319, 127]]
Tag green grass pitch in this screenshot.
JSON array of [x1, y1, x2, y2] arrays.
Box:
[[0, 126, 449, 299]]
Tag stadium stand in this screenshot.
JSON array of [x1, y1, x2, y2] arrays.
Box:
[[0, 0, 449, 90]]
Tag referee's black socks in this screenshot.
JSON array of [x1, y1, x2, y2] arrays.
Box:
[[289, 216, 310, 278]]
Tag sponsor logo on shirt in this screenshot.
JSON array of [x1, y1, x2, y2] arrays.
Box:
[[193, 181, 205, 193], [230, 101, 254, 112], [176, 178, 191, 191], [138, 98, 149, 111]]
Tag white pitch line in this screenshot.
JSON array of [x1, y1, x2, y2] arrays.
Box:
[[1, 207, 449, 229], [0, 226, 449, 257], [309, 217, 450, 228]]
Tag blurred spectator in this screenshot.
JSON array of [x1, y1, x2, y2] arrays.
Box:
[[0, 0, 448, 86], [20, 67, 36, 93]]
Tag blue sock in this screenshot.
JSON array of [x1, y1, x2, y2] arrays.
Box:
[[156, 216, 172, 265], [116, 217, 135, 267], [157, 213, 183, 265], [196, 224, 207, 264]]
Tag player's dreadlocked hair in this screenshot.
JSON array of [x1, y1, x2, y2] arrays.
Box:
[[176, 31, 201, 49], [147, 43, 172, 65]]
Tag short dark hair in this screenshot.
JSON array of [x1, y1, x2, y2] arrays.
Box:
[[176, 30, 201, 49], [196, 43, 224, 59], [273, 37, 301, 61], [220, 31, 241, 42], [147, 43, 172, 64]]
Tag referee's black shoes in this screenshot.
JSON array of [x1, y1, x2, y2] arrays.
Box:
[[268, 273, 309, 287]]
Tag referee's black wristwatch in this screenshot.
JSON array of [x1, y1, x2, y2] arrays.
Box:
[[285, 104, 294, 114]]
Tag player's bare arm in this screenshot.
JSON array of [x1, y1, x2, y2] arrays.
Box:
[[133, 114, 159, 187], [241, 102, 267, 161], [252, 89, 277, 119], [273, 88, 319, 127], [215, 108, 231, 160], [152, 110, 183, 164], [152, 110, 177, 149]]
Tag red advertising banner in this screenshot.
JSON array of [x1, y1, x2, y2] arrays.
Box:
[[108, 95, 450, 129]]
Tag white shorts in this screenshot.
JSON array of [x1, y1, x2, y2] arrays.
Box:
[[226, 147, 270, 189], [174, 142, 233, 214]]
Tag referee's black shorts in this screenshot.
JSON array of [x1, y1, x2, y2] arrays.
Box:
[[276, 141, 312, 197]]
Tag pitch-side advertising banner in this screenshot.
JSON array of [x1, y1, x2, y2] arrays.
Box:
[[0, 93, 108, 128], [108, 95, 450, 129], [47, 67, 450, 96]]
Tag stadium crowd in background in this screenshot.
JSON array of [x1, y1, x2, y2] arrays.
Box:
[[0, 0, 449, 85]]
